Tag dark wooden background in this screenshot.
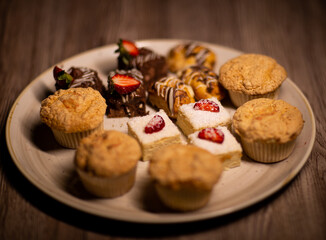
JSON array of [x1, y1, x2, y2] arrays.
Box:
[[1, 0, 325, 239]]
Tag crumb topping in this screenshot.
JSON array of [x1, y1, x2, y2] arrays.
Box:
[[149, 144, 223, 190], [75, 130, 141, 177], [219, 54, 287, 94], [40, 87, 107, 133], [232, 98, 304, 143]]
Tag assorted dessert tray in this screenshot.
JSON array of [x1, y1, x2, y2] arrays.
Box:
[[6, 39, 315, 223]]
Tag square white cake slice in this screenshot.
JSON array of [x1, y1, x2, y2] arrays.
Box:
[[127, 109, 182, 161], [188, 126, 242, 169], [176, 97, 231, 136]]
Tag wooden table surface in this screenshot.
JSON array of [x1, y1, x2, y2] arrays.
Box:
[[1, 0, 325, 239]]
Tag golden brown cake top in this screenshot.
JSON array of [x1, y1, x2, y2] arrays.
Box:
[[40, 87, 107, 133], [232, 98, 304, 143], [148, 144, 223, 190], [75, 130, 141, 177], [219, 54, 287, 95], [167, 42, 216, 72]]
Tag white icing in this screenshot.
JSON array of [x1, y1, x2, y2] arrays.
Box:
[[127, 109, 181, 144], [188, 126, 242, 155], [178, 97, 231, 129]]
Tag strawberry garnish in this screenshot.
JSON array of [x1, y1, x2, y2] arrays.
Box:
[[193, 99, 220, 112], [144, 115, 165, 134], [110, 74, 141, 94], [198, 128, 224, 144], [53, 66, 73, 89], [115, 39, 139, 67]]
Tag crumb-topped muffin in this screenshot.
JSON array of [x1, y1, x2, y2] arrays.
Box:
[[148, 144, 223, 211], [219, 54, 287, 107], [40, 87, 107, 148], [232, 98, 304, 163], [75, 130, 141, 198]]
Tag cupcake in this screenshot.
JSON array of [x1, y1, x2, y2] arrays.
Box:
[[148, 144, 223, 211], [219, 54, 287, 107], [75, 130, 141, 198], [40, 87, 107, 148], [232, 98, 304, 163]]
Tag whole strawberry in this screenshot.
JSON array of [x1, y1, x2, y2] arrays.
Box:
[[53, 66, 73, 89], [115, 39, 139, 68]]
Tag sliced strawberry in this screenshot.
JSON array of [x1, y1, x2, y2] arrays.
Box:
[[193, 99, 220, 112], [144, 115, 165, 134], [198, 128, 224, 144], [110, 74, 141, 94]]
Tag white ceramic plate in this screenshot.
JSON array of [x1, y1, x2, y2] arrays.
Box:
[[6, 39, 316, 223]]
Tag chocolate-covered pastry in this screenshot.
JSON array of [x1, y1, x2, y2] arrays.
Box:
[[53, 66, 105, 95], [115, 39, 168, 89], [107, 69, 147, 118]]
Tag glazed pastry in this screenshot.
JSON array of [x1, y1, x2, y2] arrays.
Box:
[[127, 109, 182, 161], [106, 69, 147, 118], [167, 42, 216, 72], [219, 54, 287, 107], [232, 98, 304, 163], [148, 76, 195, 118], [178, 65, 226, 101], [115, 39, 168, 89], [53, 66, 105, 95]]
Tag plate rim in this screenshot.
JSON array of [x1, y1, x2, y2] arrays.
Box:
[[5, 39, 316, 224]]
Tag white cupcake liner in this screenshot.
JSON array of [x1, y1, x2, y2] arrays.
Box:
[[241, 139, 296, 163], [76, 166, 137, 198], [51, 122, 104, 148], [228, 88, 280, 108], [155, 184, 212, 211]]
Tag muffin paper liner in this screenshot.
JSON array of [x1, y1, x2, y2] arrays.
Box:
[[229, 88, 280, 108], [51, 122, 104, 148], [77, 166, 137, 198], [155, 184, 212, 211], [241, 139, 296, 163]]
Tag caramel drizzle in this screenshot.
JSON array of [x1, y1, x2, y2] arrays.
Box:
[[182, 68, 217, 90], [154, 76, 192, 115], [184, 43, 210, 66]]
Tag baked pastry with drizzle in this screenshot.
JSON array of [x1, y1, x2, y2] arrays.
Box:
[[178, 65, 226, 101], [53, 66, 105, 95], [106, 68, 147, 118], [115, 39, 168, 89], [167, 42, 216, 72], [148, 76, 195, 119]]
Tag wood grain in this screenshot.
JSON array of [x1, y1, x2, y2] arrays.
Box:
[[0, 0, 325, 239]]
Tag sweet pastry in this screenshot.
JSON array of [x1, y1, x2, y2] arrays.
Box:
[[176, 98, 231, 136], [148, 76, 195, 118], [115, 39, 168, 89], [40, 87, 107, 148], [127, 109, 182, 161], [232, 98, 304, 163], [219, 54, 287, 107], [178, 65, 226, 101], [188, 126, 242, 169], [148, 144, 223, 211], [167, 42, 216, 72], [75, 130, 141, 198], [106, 68, 147, 118], [53, 66, 105, 95]]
